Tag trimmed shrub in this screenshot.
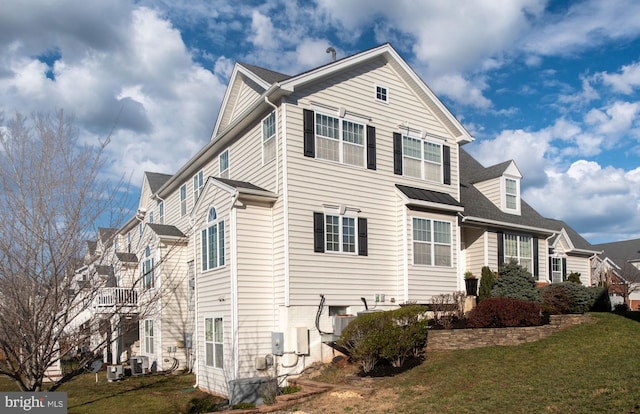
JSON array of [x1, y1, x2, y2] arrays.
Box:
[[478, 266, 496, 303], [467, 297, 542, 328], [492, 259, 542, 303], [540, 282, 594, 314], [430, 291, 465, 329], [337, 306, 428, 373], [382, 305, 429, 367]]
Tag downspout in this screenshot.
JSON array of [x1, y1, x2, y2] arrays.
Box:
[[188, 205, 199, 387], [230, 192, 240, 381], [264, 95, 279, 329]]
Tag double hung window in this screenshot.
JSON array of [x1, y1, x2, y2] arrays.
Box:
[[142, 245, 154, 289], [403, 136, 442, 182], [504, 234, 533, 272], [412, 218, 452, 266], [144, 320, 154, 354], [315, 113, 365, 167], [262, 112, 276, 163], [219, 150, 229, 179], [205, 317, 223, 368]]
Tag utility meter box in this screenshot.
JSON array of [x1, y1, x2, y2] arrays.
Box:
[[271, 332, 284, 356]]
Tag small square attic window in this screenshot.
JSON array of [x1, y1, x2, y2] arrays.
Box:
[[376, 85, 388, 102]]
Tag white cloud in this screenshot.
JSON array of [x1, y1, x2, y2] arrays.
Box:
[[0, 4, 223, 186], [600, 61, 640, 94]]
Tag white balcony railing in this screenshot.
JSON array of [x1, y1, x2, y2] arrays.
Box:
[[96, 287, 139, 309]]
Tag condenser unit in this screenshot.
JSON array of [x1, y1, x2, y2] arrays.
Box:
[[333, 315, 356, 337], [130, 356, 149, 376], [107, 365, 124, 382]]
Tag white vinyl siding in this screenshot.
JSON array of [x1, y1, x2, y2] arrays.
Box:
[[315, 113, 365, 167]]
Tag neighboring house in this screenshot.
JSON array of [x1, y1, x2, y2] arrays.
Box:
[[88, 43, 615, 400], [591, 239, 640, 309]]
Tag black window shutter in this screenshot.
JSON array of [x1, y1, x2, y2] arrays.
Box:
[[443, 145, 451, 185], [549, 256, 553, 282], [303, 109, 315, 158], [366, 126, 376, 170], [358, 217, 368, 256], [313, 212, 324, 253], [497, 232, 504, 271], [393, 132, 402, 175], [562, 257, 567, 281], [533, 238, 539, 278]]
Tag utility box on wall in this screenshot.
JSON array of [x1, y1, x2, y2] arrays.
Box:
[[271, 332, 284, 356], [295, 327, 309, 355]]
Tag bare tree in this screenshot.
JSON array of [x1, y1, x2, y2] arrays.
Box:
[[0, 111, 129, 391]]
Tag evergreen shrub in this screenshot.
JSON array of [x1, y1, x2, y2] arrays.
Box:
[[540, 282, 594, 314], [492, 259, 541, 302], [589, 285, 612, 312], [478, 266, 496, 303], [467, 297, 542, 328]]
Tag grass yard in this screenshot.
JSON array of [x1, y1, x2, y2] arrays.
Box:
[[1, 312, 639, 413], [0, 372, 223, 414], [302, 312, 640, 414]]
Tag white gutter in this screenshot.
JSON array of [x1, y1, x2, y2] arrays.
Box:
[[461, 215, 558, 236]]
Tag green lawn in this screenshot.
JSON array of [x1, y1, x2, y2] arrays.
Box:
[[312, 312, 640, 413], [0, 372, 222, 414], [2, 313, 640, 413]]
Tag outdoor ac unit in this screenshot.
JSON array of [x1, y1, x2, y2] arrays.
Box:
[[107, 365, 124, 382], [333, 315, 356, 337], [130, 356, 149, 376]]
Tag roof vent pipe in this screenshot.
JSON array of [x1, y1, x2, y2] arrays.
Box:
[[326, 47, 336, 62]]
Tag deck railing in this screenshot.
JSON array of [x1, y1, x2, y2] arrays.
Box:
[[96, 287, 139, 308]]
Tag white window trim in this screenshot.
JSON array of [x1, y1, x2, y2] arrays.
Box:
[[201, 208, 225, 271], [193, 170, 204, 204], [503, 233, 533, 271], [502, 176, 521, 215], [262, 111, 276, 165], [402, 135, 443, 183], [144, 319, 154, 354], [204, 316, 223, 369], [411, 217, 453, 267], [375, 84, 389, 103], [323, 206, 359, 254], [219, 149, 229, 179], [180, 184, 187, 217], [315, 112, 366, 168]]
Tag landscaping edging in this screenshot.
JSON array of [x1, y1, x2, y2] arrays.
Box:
[[426, 314, 595, 351]]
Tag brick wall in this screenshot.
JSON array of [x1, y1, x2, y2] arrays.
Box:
[[426, 314, 594, 351]]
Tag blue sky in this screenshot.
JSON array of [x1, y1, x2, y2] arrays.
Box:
[[1, 0, 639, 244]]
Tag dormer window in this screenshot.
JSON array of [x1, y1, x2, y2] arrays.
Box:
[[502, 176, 521, 214]]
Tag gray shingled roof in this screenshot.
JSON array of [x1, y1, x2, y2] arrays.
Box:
[[592, 239, 640, 281], [238, 62, 291, 84], [214, 177, 269, 192], [145, 172, 172, 194], [147, 223, 187, 238], [396, 184, 463, 207], [543, 218, 597, 252], [459, 149, 553, 232], [98, 227, 116, 245], [116, 252, 138, 263]]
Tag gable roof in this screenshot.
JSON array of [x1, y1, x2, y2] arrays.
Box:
[[543, 218, 598, 254], [158, 43, 474, 198], [237, 62, 290, 84], [592, 239, 640, 282], [145, 172, 172, 194], [459, 149, 555, 235]]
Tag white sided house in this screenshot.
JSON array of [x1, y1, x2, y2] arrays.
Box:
[[110, 43, 605, 400]]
